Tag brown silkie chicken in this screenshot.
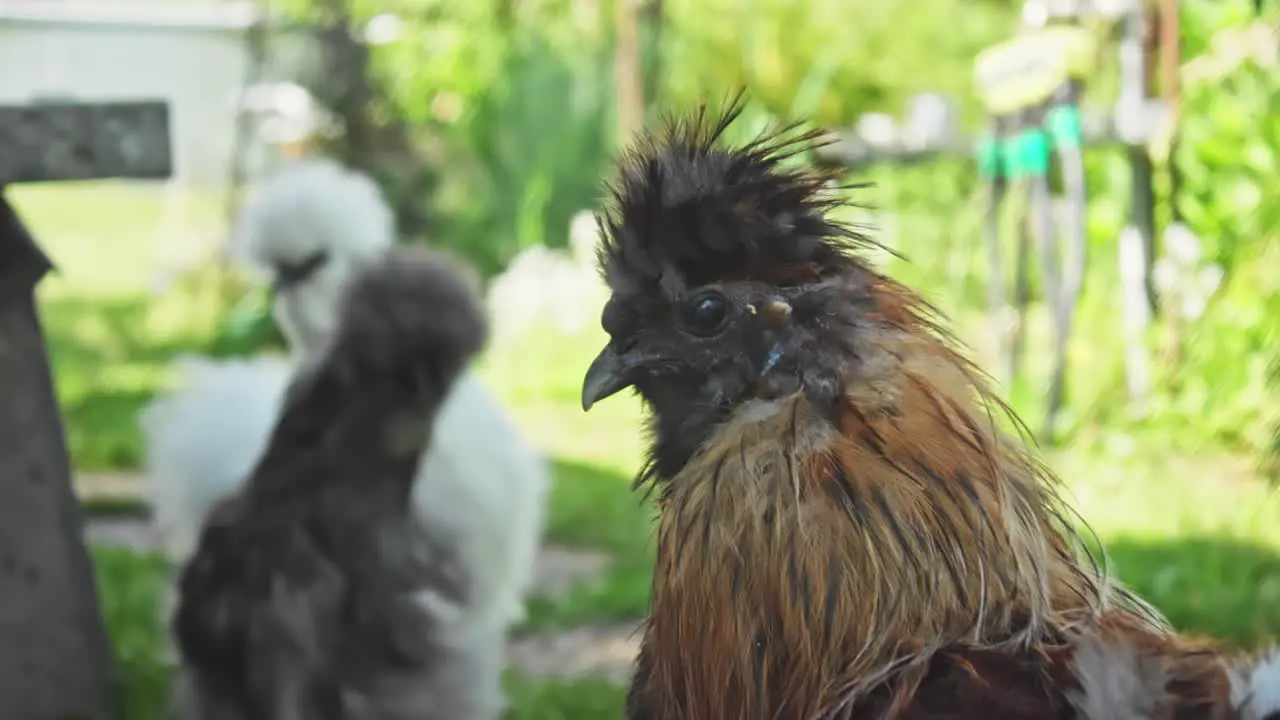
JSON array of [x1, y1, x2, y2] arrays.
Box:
[[579, 96, 1280, 720]]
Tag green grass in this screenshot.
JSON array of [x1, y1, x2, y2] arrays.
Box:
[[94, 547, 172, 720], [13, 182, 1280, 718], [13, 181, 255, 471]]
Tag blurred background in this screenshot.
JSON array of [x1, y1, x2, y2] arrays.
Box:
[[1, 0, 1277, 715]]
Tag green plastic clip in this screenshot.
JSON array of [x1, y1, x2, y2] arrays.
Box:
[[1010, 129, 1051, 178], [975, 132, 1004, 179], [1046, 104, 1084, 149]]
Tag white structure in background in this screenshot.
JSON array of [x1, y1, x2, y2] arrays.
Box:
[[901, 92, 958, 152], [854, 113, 901, 152], [239, 81, 335, 154], [0, 0, 319, 292], [1118, 225, 1153, 401], [486, 210, 608, 346], [0, 0, 317, 186], [1153, 223, 1223, 323], [236, 11, 401, 155]]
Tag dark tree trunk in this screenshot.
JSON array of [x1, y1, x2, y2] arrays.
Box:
[[0, 192, 118, 719], [306, 9, 438, 244]]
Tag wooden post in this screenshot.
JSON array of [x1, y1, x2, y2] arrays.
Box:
[[224, 9, 270, 243], [1157, 0, 1182, 226], [1115, 1, 1158, 402], [1156, 0, 1186, 370], [640, 0, 665, 115], [0, 101, 171, 185], [1135, 1, 1160, 315], [0, 196, 118, 719], [0, 99, 172, 719], [614, 0, 645, 145]]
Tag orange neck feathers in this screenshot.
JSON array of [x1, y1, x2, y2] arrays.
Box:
[[637, 277, 1162, 719]]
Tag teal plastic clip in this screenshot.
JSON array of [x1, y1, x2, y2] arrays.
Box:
[[1046, 104, 1084, 149], [1010, 129, 1051, 178], [975, 132, 1004, 179]]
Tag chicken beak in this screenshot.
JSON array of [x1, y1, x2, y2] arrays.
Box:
[[581, 346, 637, 411]]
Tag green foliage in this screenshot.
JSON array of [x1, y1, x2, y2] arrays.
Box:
[[852, 3, 1280, 465], [659, 0, 1018, 126], [1160, 40, 1280, 459], [429, 39, 615, 272], [271, 0, 1026, 277], [1180, 0, 1263, 59], [343, 2, 617, 274], [94, 547, 171, 720]]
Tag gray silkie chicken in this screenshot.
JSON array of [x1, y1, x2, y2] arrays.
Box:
[[171, 246, 496, 719], [139, 157, 550, 718]]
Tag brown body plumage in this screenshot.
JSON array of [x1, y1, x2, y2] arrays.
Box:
[[581, 95, 1279, 720]]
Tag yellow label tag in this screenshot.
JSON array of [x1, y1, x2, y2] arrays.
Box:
[[973, 35, 1070, 113], [1035, 25, 1099, 79]]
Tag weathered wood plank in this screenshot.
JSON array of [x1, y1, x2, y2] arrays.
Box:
[[0, 100, 173, 184], [0, 80, 174, 720], [0, 190, 52, 303], [0, 193, 117, 719]]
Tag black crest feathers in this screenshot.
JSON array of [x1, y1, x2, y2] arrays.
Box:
[[597, 91, 874, 293], [330, 246, 487, 386]]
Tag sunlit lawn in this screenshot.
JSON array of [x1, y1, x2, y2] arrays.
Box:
[[13, 182, 1280, 718]]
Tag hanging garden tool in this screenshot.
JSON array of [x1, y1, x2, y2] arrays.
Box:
[[972, 0, 1099, 442], [972, 16, 1067, 404], [1039, 17, 1098, 316], [1032, 10, 1100, 441]]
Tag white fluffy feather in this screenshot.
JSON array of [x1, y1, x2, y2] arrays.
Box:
[[1231, 646, 1280, 719], [139, 354, 292, 564], [141, 155, 552, 640], [233, 156, 394, 354], [1066, 634, 1170, 719]]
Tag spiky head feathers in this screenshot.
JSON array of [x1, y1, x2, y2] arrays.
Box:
[[583, 97, 885, 476], [596, 97, 869, 298]]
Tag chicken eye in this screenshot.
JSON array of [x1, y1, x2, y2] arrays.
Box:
[[682, 291, 729, 337]]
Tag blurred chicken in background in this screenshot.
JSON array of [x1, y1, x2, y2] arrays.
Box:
[[172, 247, 496, 719], [140, 156, 551, 714]]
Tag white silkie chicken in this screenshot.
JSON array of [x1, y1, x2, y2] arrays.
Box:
[[140, 156, 551, 650]]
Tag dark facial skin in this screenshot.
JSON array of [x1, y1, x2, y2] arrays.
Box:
[[582, 273, 871, 478]]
